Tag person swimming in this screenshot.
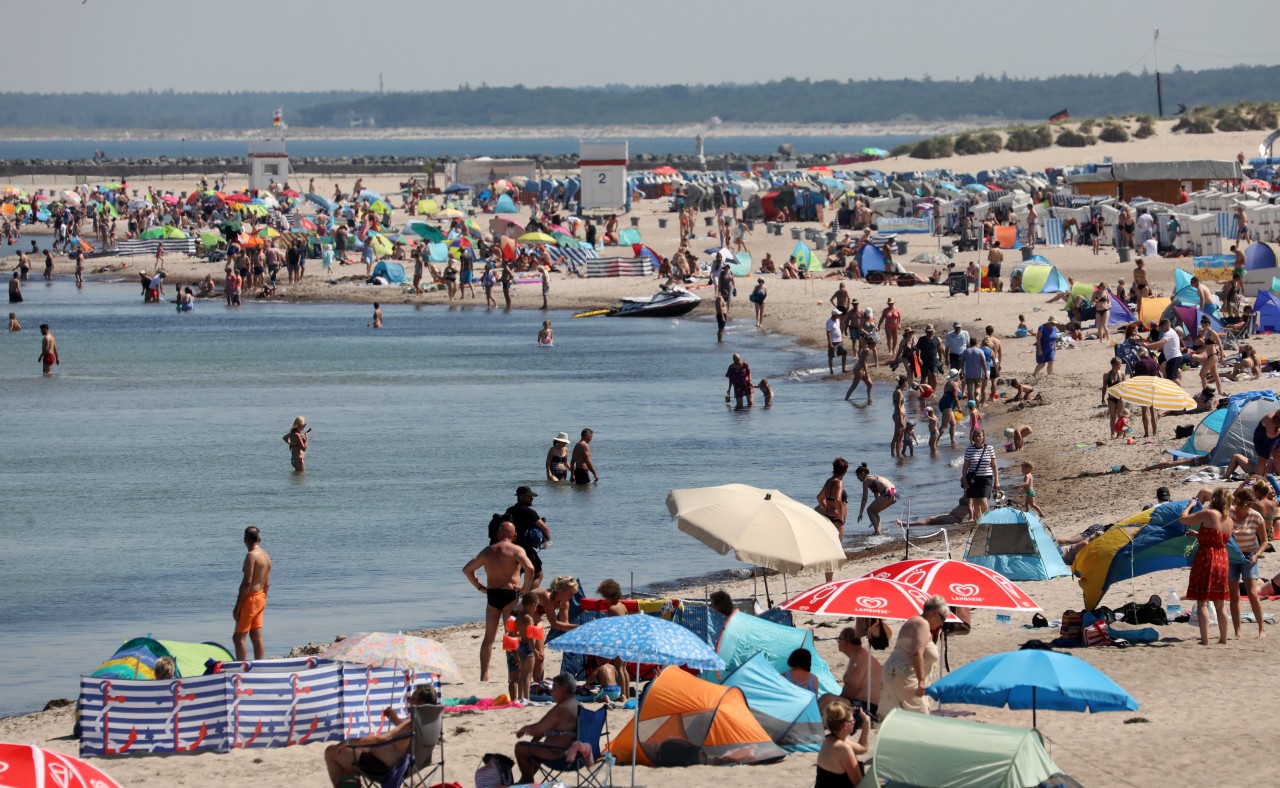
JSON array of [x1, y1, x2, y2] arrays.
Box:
[[538, 320, 554, 346]]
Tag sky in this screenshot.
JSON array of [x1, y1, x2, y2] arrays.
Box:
[[18, 0, 1279, 93]]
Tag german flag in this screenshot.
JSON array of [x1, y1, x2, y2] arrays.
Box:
[[1049, 108, 1070, 123]]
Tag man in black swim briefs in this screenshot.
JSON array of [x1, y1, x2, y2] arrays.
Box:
[[463, 521, 535, 682], [571, 428, 598, 485]]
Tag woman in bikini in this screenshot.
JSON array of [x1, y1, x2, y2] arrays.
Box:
[[854, 463, 898, 536], [890, 376, 909, 458], [1197, 315, 1225, 396], [1103, 357, 1126, 436], [937, 379, 960, 447], [817, 457, 850, 581], [545, 432, 570, 481]]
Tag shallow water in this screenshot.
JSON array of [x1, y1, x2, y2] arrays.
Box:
[[0, 280, 958, 716]]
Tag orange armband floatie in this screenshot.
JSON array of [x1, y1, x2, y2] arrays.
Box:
[[526, 625, 546, 641], [502, 635, 519, 651], [504, 616, 517, 634]]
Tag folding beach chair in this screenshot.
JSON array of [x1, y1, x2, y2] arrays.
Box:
[[537, 705, 612, 787], [355, 703, 445, 788]]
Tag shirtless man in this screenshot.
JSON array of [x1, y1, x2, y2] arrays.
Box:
[[571, 428, 598, 484], [38, 324, 59, 376], [835, 628, 881, 717], [462, 521, 535, 682], [829, 282, 852, 331], [896, 497, 970, 528], [1191, 276, 1215, 311], [283, 416, 309, 472], [233, 526, 272, 661]]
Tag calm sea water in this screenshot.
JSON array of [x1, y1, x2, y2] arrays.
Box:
[[0, 280, 955, 717], [0, 135, 919, 161]]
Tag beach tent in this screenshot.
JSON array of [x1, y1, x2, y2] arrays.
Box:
[[1168, 407, 1228, 459], [1206, 389, 1278, 466], [1254, 291, 1280, 332], [791, 242, 821, 272], [1170, 305, 1226, 341], [718, 652, 823, 752], [731, 251, 752, 277], [1138, 296, 1171, 326], [994, 225, 1021, 250], [1073, 501, 1197, 610], [705, 613, 839, 695], [369, 261, 406, 284], [90, 637, 232, 681], [608, 666, 786, 767], [965, 508, 1071, 582], [857, 244, 886, 273], [494, 193, 517, 214], [1019, 263, 1069, 294], [619, 227, 642, 246], [1245, 242, 1277, 271], [1109, 298, 1138, 327], [857, 709, 1069, 788]]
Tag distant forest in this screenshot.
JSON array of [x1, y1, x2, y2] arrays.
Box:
[[3, 64, 1278, 130]]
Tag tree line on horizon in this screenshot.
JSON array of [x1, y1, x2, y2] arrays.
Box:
[[1, 65, 1277, 130]]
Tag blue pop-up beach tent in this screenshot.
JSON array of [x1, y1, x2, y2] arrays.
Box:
[[494, 193, 517, 213], [719, 652, 823, 752], [965, 508, 1071, 581], [1254, 290, 1280, 332], [369, 261, 406, 283], [704, 613, 839, 695]]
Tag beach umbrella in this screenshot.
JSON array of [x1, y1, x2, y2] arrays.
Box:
[[321, 631, 463, 684], [666, 483, 845, 576], [489, 216, 525, 234], [926, 649, 1138, 728], [447, 235, 473, 251], [199, 232, 223, 248], [297, 217, 317, 231], [255, 227, 280, 238], [436, 208, 465, 219], [128, 199, 149, 210], [358, 188, 382, 202], [780, 576, 937, 619], [492, 179, 514, 193], [651, 165, 678, 177], [546, 614, 724, 787], [0, 742, 122, 788], [861, 147, 890, 159], [280, 188, 300, 198], [59, 191, 82, 205], [304, 193, 337, 212], [367, 234, 394, 257], [807, 165, 834, 175], [443, 183, 471, 194], [1106, 377, 1197, 411], [160, 194, 179, 204], [0, 204, 12, 217], [516, 231, 557, 245], [1, 185, 25, 197], [368, 199, 391, 214], [552, 231, 575, 248], [865, 558, 1042, 611], [223, 193, 250, 203], [405, 220, 444, 243]]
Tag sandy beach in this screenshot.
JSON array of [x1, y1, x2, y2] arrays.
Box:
[[5, 122, 1280, 786]]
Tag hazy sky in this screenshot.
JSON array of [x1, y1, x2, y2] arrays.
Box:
[[18, 0, 1278, 93]]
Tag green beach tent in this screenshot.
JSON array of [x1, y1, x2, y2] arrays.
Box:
[[791, 242, 821, 272], [1019, 263, 1069, 294], [90, 637, 233, 680], [858, 710, 1072, 788]]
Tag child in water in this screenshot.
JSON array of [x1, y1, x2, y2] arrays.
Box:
[[901, 421, 917, 456], [538, 320, 554, 346], [1008, 460, 1046, 517], [8, 312, 19, 332], [757, 378, 773, 407], [966, 399, 983, 432], [368, 302, 383, 328], [924, 406, 939, 453]]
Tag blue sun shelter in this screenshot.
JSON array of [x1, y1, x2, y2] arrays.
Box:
[[965, 508, 1071, 581], [494, 193, 518, 213], [704, 612, 840, 695], [369, 261, 406, 284], [719, 652, 823, 752], [1206, 390, 1279, 466]]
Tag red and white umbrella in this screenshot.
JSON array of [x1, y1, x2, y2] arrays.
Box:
[[0, 742, 121, 788], [780, 576, 937, 619], [864, 558, 1041, 611]]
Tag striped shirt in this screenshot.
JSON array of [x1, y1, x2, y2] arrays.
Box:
[[963, 444, 996, 477], [1235, 509, 1265, 555]]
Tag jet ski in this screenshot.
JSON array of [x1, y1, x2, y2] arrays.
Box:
[[610, 286, 701, 317]]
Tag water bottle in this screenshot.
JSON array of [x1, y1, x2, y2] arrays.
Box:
[[1165, 589, 1182, 619], [995, 613, 1011, 625]]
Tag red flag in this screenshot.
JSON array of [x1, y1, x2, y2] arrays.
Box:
[[1049, 108, 1069, 123]]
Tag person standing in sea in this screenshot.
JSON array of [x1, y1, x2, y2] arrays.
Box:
[[9, 271, 21, 303], [283, 416, 309, 472], [232, 526, 272, 662], [715, 290, 727, 343], [571, 429, 599, 484], [38, 323, 59, 376], [725, 354, 754, 409], [504, 486, 551, 588]]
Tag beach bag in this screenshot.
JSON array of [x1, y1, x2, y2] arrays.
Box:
[[475, 753, 515, 787], [1059, 610, 1083, 644], [1082, 621, 1111, 647], [749, 287, 764, 304]]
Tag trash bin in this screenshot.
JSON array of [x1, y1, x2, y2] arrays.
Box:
[[1117, 246, 1132, 262], [790, 227, 803, 240], [704, 216, 715, 227], [773, 224, 783, 236], [629, 216, 641, 227], [947, 271, 969, 297], [897, 240, 908, 256], [657, 218, 669, 229], [1020, 246, 1035, 261], [942, 244, 955, 257]]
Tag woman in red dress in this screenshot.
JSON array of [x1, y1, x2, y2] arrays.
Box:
[[1180, 488, 1234, 646]]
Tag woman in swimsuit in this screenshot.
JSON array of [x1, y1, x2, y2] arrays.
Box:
[[443, 259, 458, 302], [890, 376, 909, 458], [854, 463, 897, 536], [814, 702, 870, 788], [817, 457, 850, 581], [1197, 315, 1225, 396], [1103, 357, 1126, 435], [937, 380, 959, 447], [1091, 283, 1111, 342], [545, 433, 570, 482]]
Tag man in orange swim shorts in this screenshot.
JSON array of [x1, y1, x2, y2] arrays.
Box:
[[233, 526, 272, 661]]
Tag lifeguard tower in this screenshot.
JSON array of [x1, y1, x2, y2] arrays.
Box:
[[248, 138, 289, 191]]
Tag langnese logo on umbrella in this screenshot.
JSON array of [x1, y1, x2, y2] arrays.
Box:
[[900, 568, 929, 586], [949, 583, 982, 600], [48, 761, 73, 788], [856, 596, 889, 610]]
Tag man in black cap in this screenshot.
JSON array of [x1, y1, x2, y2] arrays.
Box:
[[504, 486, 550, 588]]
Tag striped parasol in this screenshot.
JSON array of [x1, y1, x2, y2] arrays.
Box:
[[321, 632, 462, 683], [1106, 378, 1196, 411]]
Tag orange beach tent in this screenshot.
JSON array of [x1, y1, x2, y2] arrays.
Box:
[[608, 666, 785, 767]]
